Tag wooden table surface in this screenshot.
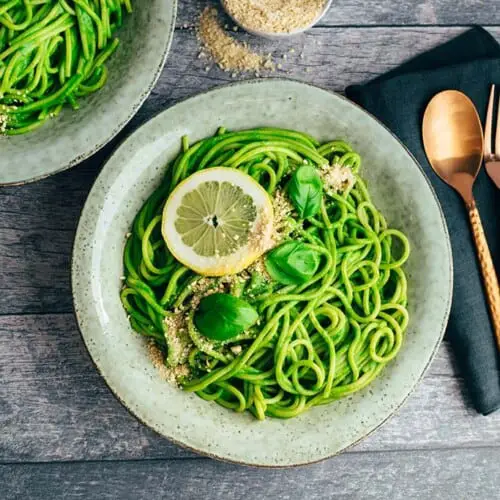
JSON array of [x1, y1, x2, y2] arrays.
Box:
[[2, 1, 500, 498]]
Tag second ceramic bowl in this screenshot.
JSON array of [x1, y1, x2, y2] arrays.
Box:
[[0, 0, 177, 186]]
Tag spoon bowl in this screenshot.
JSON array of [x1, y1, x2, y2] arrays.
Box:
[[422, 90, 484, 205]]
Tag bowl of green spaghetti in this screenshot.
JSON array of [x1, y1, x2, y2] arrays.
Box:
[[72, 79, 452, 467], [0, 0, 177, 185]]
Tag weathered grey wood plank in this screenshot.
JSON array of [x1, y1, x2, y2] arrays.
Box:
[[141, 26, 500, 115], [2, 448, 500, 500], [2, 26, 500, 315], [176, 0, 500, 27], [0, 158, 110, 314], [0, 314, 498, 463]]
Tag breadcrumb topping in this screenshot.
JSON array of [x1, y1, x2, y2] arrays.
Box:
[[223, 0, 327, 34], [164, 314, 192, 366], [0, 114, 8, 134], [320, 163, 356, 194], [271, 189, 294, 244], [148, 342, 190, 386], [247, 256, 271, 281], [198, 7, 275, 73], [249, 206, 274, 253]]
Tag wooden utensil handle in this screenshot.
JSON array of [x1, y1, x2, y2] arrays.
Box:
[[468, 200, 500, 350]]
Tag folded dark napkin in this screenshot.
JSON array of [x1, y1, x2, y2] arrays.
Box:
[[346, 27, 500, 415]]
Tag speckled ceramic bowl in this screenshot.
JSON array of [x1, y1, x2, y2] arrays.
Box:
[[0, 0, 177, 186], [72, 79, 453, 467]]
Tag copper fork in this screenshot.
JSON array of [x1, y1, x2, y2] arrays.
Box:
[[484, 85, 500, 188]]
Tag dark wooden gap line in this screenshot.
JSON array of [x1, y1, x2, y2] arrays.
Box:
[[313, 23, 500, 29], [0, 311, 76, 318], [172, 24, 500, 31], [2, 444, 500, 467]]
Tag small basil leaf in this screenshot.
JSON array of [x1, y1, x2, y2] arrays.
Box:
[[265, 241, 321, 285], [194, 293, 259, 341], [288, 165, 323, 219]]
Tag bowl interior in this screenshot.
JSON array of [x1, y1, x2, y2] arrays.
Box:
[[72, 79, 452, 467], [0, 0, 177, 185], [222, 0, 333, 39]]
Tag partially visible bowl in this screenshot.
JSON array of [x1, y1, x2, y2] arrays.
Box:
[[0, 0, 177, 186], [221, 0, 333, 39]]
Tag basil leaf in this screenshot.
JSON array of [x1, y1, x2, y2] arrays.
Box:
[[194, 293, 259, 341], [288, 165, 323, 219], [265, 241, 321, 285]]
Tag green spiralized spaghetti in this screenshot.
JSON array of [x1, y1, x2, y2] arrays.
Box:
[[120, 127, 411, 420], [0, 0, 132, 135]]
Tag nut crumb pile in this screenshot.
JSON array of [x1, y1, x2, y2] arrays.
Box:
[[270, 189, 294, 244], [320, 164, 356, 193], [198, 7, 274, 73], [223, 0, 327, 34], [0, 114, 7, 134], [148, 342, 190, 385]]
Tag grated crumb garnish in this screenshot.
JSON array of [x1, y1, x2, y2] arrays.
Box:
[[223, 0, 327, 34], [230, 345, 243, 355], [248, 256, 271, 281], [320, 163, 356, 193], [248, 206, 274, 253], [148, 342, 190, 386], [0, 114, 8, 134], [271, 189, 294, 245], [198, 7, 275, 74], [164, 314, 193, 365]]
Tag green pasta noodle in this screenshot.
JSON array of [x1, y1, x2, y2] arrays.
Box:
[[0, 0, 132, 135], [120, 127, 411, 420]]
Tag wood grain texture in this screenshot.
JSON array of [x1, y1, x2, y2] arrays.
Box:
[[2, 448, 500, 500], [2, 26, 500, 315], [0, 314, 499, 463], [0, 154, 113, 315], [176, 0, 500, 27], [138, 26, 500, 115]]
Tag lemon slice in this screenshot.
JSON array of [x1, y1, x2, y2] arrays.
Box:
[[162, 167, 274, 276]]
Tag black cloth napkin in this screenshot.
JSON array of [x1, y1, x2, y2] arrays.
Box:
[[346, 27, 500, 415]]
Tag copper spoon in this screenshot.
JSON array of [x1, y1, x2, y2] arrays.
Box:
[[422, 90, 500, 350]]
